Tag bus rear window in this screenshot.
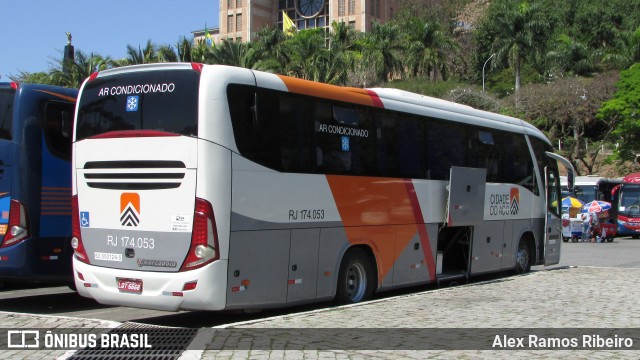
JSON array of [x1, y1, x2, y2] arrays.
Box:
[[75, 70, 199, 140], [0, 89, 14, 140]]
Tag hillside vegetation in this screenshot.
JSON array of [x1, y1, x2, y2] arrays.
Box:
[[12, 0, 640, 176]]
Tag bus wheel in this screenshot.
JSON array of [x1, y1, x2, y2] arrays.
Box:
[[514, 238, 531, 274], [336, 248, 375, 304]]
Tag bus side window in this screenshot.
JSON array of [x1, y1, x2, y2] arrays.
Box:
[[373, 112, 399, 178], [426, 120, 466, 180], [277, 93, 313, 173], [494, 133, 534, 192], [230, 85, 279, 170], [471, 130, 498, 182], [61, 110, 72, 138], [43, 101, 74, 160], [0, 89, 13, 140]]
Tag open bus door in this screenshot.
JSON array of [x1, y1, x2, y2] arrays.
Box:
[[544, 167, 562, 265], [545, 152, 575, 265]]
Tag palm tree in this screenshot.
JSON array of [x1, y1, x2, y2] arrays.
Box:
[[125, 40, 158, 65], [361, 22, 403, 83], [176, 37, 194, 63], [602, 26, 640, 69], [50, 50, 113, 88], [489, 0, 551, 94], [284, 29, 328, 80], [190, 40, 215, 64], [403, 19, 459, 81], [253, 26, 290, 73], [210, 39, 257, 69], [156, 44, 179, 63], [547, 34, 596, 76]]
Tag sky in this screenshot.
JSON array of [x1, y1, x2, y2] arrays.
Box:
[[0, 0, 219, 80]]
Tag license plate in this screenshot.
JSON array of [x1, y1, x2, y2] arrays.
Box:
[[117, 278, 143, 294]]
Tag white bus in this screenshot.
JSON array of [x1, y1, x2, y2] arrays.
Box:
[[71, 63, 574, 311]]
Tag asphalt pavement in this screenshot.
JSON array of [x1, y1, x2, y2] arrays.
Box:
[[1, 240, 640, 359]]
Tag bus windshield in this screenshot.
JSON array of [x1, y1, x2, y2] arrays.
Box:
[[619, 184, 640, 216], [573, 185, 597, 204], [75, 70, 199, 140], [0, 88, 14, 140]]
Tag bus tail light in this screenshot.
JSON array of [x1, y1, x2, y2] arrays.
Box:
[[180, 198, 219, 271], [1, 200, 30, 248], [71, 195, 90, 263], [191, 63, 204, 73]]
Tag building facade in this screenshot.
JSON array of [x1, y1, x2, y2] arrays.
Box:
[[220, 0, 398, 42]]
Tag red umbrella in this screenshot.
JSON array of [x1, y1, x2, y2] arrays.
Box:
[[581, 200, 612, 213]]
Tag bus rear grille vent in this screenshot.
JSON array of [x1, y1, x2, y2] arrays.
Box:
[[83, 160, 186, 190], [69, 322, 198, 360]]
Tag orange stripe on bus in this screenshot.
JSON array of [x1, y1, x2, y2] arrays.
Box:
[[33, 90, 76, 103], [404, 181, 436, 281], [326, 176, 426, 283], [277, 75, 384, 108]]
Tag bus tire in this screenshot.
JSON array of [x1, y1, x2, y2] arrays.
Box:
[[335, 248, 376, 304], [514, 237, 532, 274]]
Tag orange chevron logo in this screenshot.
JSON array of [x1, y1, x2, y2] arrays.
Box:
[[510, 187, 520, 215], [120, 193, 140, 227]]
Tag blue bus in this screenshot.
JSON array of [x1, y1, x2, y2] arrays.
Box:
[[0, 82, 77, 284]]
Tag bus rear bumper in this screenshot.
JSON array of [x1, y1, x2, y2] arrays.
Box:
[[73, 257, 228, 311], [0, 237, 73, 282]]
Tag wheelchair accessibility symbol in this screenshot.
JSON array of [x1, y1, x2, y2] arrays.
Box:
[[80, 212, 90, 227]]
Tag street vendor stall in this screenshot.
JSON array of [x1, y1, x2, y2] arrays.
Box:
[[581, 200, 615, 242], [560, 197, 584, 242]]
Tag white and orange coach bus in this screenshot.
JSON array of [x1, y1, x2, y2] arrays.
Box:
[[71, 63, 574, 311]]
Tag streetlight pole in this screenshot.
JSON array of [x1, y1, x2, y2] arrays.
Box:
[[482, 53, 495, 92]]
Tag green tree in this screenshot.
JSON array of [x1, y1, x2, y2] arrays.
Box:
[[602, 26, 640, 70], [361, 22, 403, 83], [546, 34, 597, 76], [210, 39, 257, 68], [253, 26, 291, 73], [156, 44, 179, 63], [125, 40, 159, 65], [597, 64, 640, 162], [284, 29, 329, 80], [486, 0, 552, 94], [9, 71, 54, 85], [515, 72, 618, 174], [176, 37, 194, 62], [49, 51, 113, 88], [402, 18, 459, 81]]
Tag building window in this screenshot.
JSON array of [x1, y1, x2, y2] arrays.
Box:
[[236, 13, 243, 32], [348, 0, 355, 15], [227, 15, 234, 33], [339, 0, 345, 16], [237, 0, 242, 7], [228, 0, 234, 9]]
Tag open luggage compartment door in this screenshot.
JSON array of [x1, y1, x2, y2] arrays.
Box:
[[446, 167, 487, 227]]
